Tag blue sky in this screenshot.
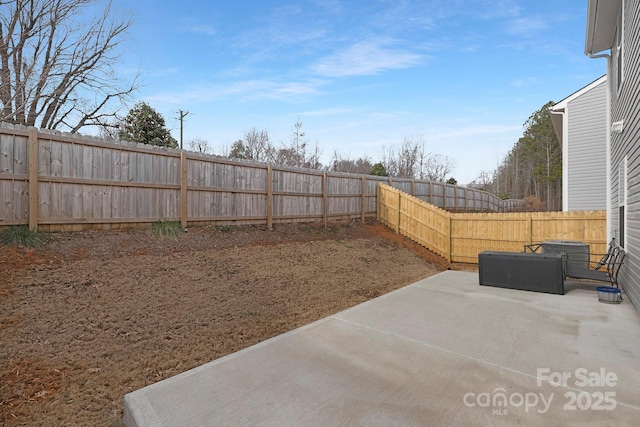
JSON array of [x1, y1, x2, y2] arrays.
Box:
[[109, 0, 605, 184]]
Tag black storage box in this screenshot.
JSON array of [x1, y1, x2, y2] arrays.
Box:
[[478, 251, 565, 295]]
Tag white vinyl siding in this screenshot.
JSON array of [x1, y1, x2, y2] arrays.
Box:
[[566, 81, 607, 211], [609, 0, 639, 311]]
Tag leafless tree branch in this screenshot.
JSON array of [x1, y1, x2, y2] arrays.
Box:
[[0, 0, 137, 132]]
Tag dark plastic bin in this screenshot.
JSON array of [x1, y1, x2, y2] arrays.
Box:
[[478, 251, 565, 295]]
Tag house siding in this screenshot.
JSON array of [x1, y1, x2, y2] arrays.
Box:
[[566, 81, 607, 211], [610, 0, 640, 311]]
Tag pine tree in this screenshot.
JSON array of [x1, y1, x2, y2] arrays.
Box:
[[119, 102, 178, 148]]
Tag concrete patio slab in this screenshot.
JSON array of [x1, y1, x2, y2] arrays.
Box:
[[123, 271, 640, 426]]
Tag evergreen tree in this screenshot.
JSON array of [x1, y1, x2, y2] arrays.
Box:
[[228, 140, 248, 159], [119, 102, 178, 148], [370, 162, 389, 176]]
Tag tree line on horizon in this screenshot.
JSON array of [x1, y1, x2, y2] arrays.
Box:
[[99, 101, 457, 183], [109, 100, 562, 208], [468, 102, 562, 211]]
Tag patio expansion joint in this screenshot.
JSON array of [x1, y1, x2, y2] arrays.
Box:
[[331, 316, 640, 411], [332, 315, 530, 375]]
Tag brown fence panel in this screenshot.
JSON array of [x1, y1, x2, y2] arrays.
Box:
[[327, 174, 363, 219], [401, 192, 450, 260], [377, 183, 607, 265], [0, 124, 522, 231], [530, 210, 608, 263], [377, 184, 401, 231], [451, 210, 606, 263], [272, 168, 324, 223], [187, 156, 268, 224], [34, 131, 182, 231], [430, 182, 446, 209], [364, 177, 386, 214], [387, 178, 411, 195], [0, 128, 29, 224], [451, 212, 532, 263]]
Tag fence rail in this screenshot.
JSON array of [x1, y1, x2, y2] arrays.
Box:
[[1, 124, 519, 232], [378, 184, 607, 264]]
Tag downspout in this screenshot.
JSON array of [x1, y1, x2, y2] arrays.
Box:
[[588, 52, 612, 241]]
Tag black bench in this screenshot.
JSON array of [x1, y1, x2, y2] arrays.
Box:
[[525, 240, 625, 289], [565, 245, 625, 289]]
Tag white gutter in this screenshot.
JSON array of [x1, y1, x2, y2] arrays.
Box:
[[604, 55, 612, 242], [587, 52, 613, 241], [585, 0, 621, 56]]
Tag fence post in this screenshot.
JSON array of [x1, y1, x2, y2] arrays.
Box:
[[323, 172, 328, 228], [180, 152, 188, 229], [410, 179, 415, 196], [28, 128, 39, 231], [526, 215, 533, 245], [267, 165, 273, 229], [361, 176, 366, 223]]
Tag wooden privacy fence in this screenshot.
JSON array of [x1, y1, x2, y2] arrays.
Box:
[[0, 124, 519, 232], [378, 184, 607, 264]]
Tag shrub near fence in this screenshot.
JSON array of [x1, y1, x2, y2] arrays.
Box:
[[378, 184, 607, 264], [0, 124, 518, 232]]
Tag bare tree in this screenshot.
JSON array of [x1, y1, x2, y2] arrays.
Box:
[[381, 136, 456, 182], [305, 141, 322, 170], [228, 128, 271, 161], [243, 127, 270, 161], [188, 138, 211, 154], [468, 171, 495, 192], [292, 119, 306, 160], [328, 150, 373, 174], [423, 154, 454, 182], [0, 0, 137, 132], [98, 119, 121, 140], [272, 140, 322, 169], [382, 136, 425, 178], [271, 120, 322, 169], [225, 121, 323, 169]]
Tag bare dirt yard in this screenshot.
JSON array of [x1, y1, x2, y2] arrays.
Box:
[[0, 220, 453, 426]]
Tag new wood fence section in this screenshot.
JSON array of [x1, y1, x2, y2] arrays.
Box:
[[0, 124, 519, 232], [378, 184, 607, 264]]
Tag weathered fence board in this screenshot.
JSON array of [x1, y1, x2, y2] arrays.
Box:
[[0, 124, 519, 231], [0, 131, 28, 223]]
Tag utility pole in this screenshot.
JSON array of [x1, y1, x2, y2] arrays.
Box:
[[178, 110, 189, 149]]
